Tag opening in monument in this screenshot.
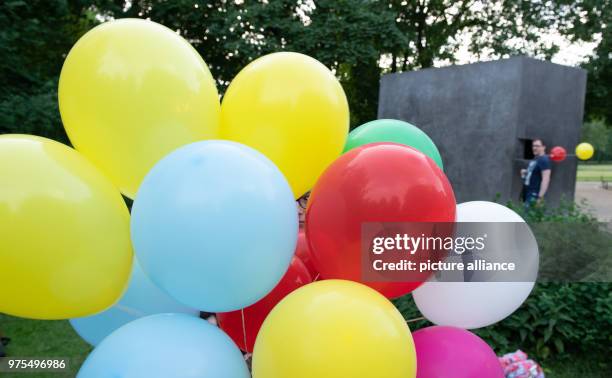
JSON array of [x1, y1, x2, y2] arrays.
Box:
[[520, 138, 535, 160]]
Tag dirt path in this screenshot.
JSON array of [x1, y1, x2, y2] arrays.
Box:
[[575, 181, 612, 222]]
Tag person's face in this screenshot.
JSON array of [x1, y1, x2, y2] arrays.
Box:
[[297, 192, 310, 224], [532, 140, 546, 157]]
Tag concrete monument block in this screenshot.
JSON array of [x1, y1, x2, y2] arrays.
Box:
[[378, 56, 587, 205]]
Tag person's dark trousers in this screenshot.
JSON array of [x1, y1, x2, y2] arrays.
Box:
[[523, 190, 539, 211], [0, 335, 9, 357]]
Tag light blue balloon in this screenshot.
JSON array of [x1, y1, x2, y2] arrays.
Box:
[[70, 260, 199, 346], [77, 313, 249, 378], [131, 140, 298, 312]]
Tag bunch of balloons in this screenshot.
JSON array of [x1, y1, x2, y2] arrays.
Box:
[[0, 18, 541, 378]]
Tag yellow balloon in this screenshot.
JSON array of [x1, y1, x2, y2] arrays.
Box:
[[252, 280, 416, 378], [220, 52, 349, 198], [59, 19, 220, 198], [576, 142, 594, 160], [0, 135, 132, 319]]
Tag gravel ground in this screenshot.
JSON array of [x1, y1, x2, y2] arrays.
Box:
[[575, 181, 612, 223]]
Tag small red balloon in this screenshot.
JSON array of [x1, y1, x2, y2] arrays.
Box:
[[550, 146, 567, 162], [295, 228, 319, 279], [217, 257, 312, 352], [305, 143, 456, 298]]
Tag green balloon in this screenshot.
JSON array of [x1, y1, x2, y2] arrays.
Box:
[[344, 119, 444, 170]]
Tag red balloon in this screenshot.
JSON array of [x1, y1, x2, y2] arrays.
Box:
[[305, 143, 456, 298], [295, 228, 319, 279], [217, 257, 312, 352], [550, 146, 567, 162]]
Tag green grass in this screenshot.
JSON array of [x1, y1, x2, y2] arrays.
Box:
[[577, 163, 612, 182], [543, 353, 611, 378], [0, 314, 91, 378]]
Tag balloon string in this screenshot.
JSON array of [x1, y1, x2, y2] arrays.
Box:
[[241, 308, 247, 351], [114, 304, 146, 318], [406, 316, 425, 324], [314, 273, 320, 281]]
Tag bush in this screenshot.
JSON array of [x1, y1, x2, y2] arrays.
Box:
[[581, 119, 612, 162], [395, 200, 612, 366], [505, 198, 598, 224], [512, 200, 612, 282], [474, 283, 612, 359], [395, 283, 611, 363]]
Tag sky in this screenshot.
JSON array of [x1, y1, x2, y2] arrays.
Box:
[[104, 1, 602, 70], [450, 31, 601, 68], [537, 33, 600, 67]]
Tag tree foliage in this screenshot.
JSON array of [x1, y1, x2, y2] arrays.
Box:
[[0, 0, 610, 137], [579, 1, 612, 123], [0, 0, 96, 142], [581, 119, 612, 161], [94, 0, 403, 125]]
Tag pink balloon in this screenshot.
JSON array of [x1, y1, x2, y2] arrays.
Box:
[[413, 326, 504, 378]]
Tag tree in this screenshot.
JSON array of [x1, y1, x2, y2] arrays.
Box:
[[3, 0, 608, 136], [581, 119, 612, 162], [578, 0, 612, 123], [94, 0, 402, 126], [290, 0, 404, 126], [0, 0, 97, 142], [93, 0, 305, 87], [584, 35, 612, 124]]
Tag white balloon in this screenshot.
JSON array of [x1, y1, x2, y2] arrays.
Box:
[[413, 201, 538, 329]]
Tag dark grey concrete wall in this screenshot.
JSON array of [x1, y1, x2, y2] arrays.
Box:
[[378, 56, 587, 205]]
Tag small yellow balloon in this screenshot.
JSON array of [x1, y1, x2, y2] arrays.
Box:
[[59, 18, 220, 198], [0, 135, 133, 319], [252, 280, 416, 378], [220, 52, 349, 198], [576, 142, 594, 160]]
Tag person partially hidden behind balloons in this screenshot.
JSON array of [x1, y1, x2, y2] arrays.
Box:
[[520, 138, 552, 209], [297, 192, 310, 227]]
